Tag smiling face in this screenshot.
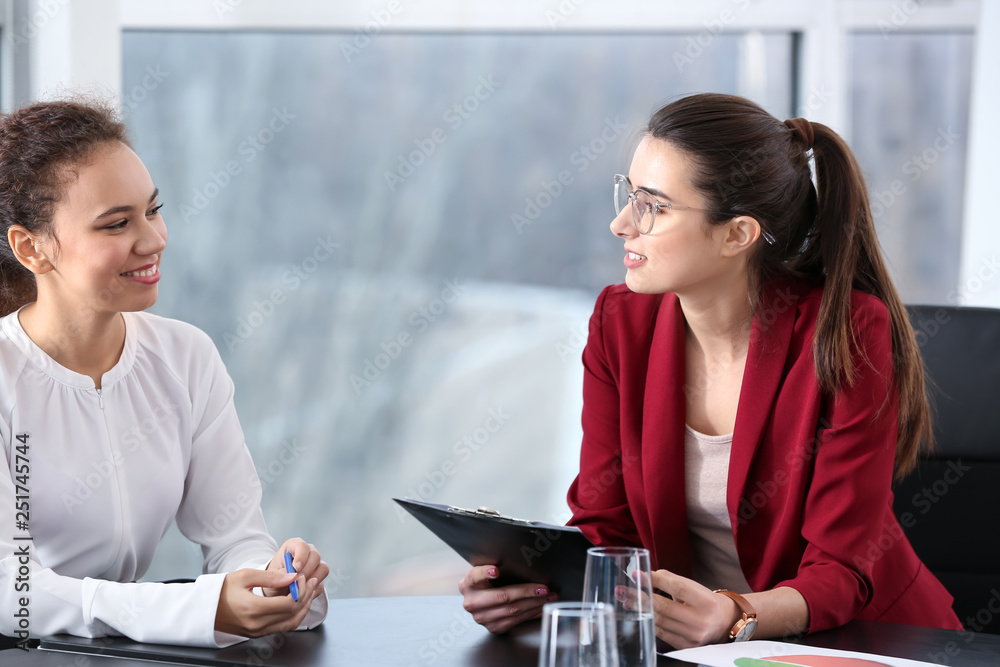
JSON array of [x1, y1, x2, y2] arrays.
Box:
[[610, 136, 744, 296], [35, 142, 167, 317]]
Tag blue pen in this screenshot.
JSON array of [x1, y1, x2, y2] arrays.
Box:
[[284, 552, 299, 601]]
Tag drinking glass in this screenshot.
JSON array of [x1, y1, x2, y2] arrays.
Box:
[[582, 547, 656, 667], [538, 601, 620, 667]]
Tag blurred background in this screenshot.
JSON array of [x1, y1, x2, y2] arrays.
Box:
[[2, 0, 995, 598]]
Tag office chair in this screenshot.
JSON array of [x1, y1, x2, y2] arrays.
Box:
[[893, 305, 1000, 635]]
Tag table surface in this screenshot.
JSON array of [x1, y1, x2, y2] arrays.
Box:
[[3, 595, 1000, 666]]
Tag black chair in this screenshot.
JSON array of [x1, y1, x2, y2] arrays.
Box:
[[893, 305, 1000, 634]]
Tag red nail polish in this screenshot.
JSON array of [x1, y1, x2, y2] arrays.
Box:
[[487, 567, 498, 578], [535, 587, 548, 597]]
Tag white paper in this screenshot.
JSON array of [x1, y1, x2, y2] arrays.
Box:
[[665, 639, 942, 667]]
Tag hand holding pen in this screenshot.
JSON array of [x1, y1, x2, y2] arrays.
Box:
[[263, 538, 330, 603], [214, 538, 330, 638]]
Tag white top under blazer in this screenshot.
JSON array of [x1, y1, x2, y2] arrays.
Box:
[[0, 308, 327, 646]]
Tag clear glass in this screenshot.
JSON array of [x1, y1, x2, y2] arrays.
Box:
[[539, 601, 620, 667], [582, 547, 656, 667]]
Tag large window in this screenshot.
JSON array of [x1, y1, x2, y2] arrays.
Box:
[[124, 30, 795, 595], [850, 32, 974, 305]]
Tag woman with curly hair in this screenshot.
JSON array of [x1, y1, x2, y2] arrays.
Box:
[[0, 100, 328, 647]]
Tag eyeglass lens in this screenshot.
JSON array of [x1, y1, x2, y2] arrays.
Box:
[[615, 176, 656, 234], [614, 176, 656, 234]]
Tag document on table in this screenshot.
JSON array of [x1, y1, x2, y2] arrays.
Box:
[[666, 640, 942, 667]]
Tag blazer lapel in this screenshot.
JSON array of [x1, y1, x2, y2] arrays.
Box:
[[727, 281, 801, 527], [640, 293, 693, 574]]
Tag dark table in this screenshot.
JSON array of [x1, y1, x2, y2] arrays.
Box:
[[3, 595, 999, 666]]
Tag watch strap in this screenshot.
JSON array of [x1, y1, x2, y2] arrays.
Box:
[[713, 589, 758, 641]]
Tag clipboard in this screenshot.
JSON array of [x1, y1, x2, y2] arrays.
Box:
[[394, 497, 595, 601]]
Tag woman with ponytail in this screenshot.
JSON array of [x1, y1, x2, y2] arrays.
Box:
[[460, 93, 961, 645], [0, 100, 328, 646]]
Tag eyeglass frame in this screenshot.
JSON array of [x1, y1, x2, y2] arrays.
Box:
[[613, 173, 776, 244]]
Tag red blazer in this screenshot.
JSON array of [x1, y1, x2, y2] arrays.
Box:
[[567, 280, 961, 632]]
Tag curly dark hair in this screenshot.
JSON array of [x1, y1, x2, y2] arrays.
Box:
[[0, 100, 130, 316]]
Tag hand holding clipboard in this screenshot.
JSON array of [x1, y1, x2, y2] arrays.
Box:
[[393, 497, 595, 600]]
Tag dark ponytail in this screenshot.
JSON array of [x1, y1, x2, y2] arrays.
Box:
[[0, 99, 130, 316], [647, 93, 930, 479]]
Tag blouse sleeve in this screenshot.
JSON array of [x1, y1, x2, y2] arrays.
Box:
[[773, 295, 900, 631], [0, 430, 238, 645], [566, 286, 642, 547], [172, 333, 328, 643]]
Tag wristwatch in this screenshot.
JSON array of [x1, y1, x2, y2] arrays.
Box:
[[713, 589, 758, 642]]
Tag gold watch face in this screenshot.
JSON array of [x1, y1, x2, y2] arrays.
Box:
[[733, 617, 758, 642]]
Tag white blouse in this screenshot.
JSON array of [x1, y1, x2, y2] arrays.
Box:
[[0, 308, 327, 646]]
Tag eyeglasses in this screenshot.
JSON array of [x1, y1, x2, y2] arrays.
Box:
[[613, 174, 720, 235], [612, 174, 776, 244]]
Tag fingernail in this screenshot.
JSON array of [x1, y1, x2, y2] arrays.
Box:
[[547, 594, 559, 602], [487, 567, 498, 578], [535, 587, 548, 597]]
